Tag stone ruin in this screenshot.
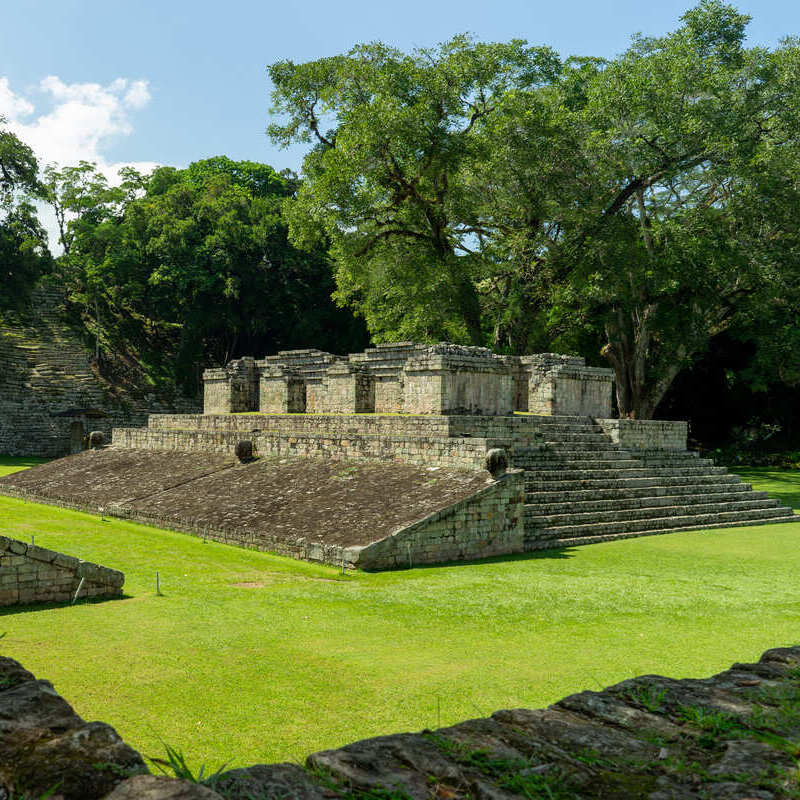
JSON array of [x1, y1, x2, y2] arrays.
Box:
[[0, 341, 795, 571], [5, 645, 800, 798], [202, 343, 615, 418]]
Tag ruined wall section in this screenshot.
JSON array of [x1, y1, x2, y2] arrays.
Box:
[[5, 646, 800, 799], [0, 534, 123, 606], [596, 419, 689, 451], [351, 471, 525, 569], [0, 282, 199, 457]]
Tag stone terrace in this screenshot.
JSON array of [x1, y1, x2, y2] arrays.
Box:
[[0, 448, 500, 568]]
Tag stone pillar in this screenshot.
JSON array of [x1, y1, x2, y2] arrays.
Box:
[[525, 360, 614, 417], [259, 368, 306, 413], [322, 363, 375, 413], [348, 342, 428, 413], [202, 357, 259, 414], [403, 345, 515, 415]]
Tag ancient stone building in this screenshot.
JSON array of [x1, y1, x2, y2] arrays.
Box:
[[203, 343, 616, 418], [0, 281, 200, 458], [2, 340, 795, 571]]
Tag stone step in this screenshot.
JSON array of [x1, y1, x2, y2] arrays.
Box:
[[521, 415, 596, 424], [524, 490, 770, 514], [529, 451, 716, 468], [524, 482, 755, 503], [525, 473, 744, 492], [525, 497, 782, 527], [538, 443, 636, 454], [539, 432, 612, 443], [522, 465, 729, 481], [526, 505, 796, 539], [520, 459, 646, 471], [527, 514, 800, 550]]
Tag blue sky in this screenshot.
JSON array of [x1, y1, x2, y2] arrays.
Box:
[[2, 0, 799, 179]]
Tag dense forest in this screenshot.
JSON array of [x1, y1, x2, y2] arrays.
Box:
[[0, 0, 798, 458]]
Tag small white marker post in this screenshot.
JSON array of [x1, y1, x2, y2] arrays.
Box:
[[156, 571, 162, 596]]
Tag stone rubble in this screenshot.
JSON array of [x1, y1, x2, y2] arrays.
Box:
[[3, 647, 800, 798]]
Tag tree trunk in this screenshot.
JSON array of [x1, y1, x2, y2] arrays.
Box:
[[603, 311, 689, 420]]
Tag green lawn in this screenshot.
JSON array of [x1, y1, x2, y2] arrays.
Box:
[[0, 458, 799, 774], [0, 455, 48, 476]]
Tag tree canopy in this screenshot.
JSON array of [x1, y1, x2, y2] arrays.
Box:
[[48, 156, 367, 391], [269, 1, 800, 418], [0, 117, 50, 311]]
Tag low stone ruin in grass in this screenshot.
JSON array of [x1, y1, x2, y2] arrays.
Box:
[[0, 534, 123, 607]]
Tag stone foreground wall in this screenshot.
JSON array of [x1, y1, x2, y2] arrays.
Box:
[[4, 646, 800, 799], [0, 535, 123, 606]]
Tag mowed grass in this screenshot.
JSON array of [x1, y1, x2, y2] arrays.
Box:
[[0, 459, 799, 773]]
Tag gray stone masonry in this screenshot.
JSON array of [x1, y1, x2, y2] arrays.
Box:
[[8, 646, 800, 798], [348, 471, 526, 570], [104, 409, 800, 567], [203, 357, 258, 414], [0, 282, 199, 458], [0, 535, 123, 606], [322, 362, 375, 413], [203, 342, 614, 417]]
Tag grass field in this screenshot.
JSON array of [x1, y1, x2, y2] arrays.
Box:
[[0, 457, 799, 774]]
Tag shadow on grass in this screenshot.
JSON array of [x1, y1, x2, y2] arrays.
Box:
[[0, 593, 132, 617], [731, 469, 800, 512], [363, 546, 577, 573], [0, 455, 49, 469]]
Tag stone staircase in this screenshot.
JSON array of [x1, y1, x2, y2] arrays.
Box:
[[521, 416, 797, 549]]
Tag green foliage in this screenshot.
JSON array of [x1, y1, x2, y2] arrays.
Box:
[[269, 2, 800, 417], [623, 684, 668, 713], [269, 36, 560, 346], [46, 157, 367, 392], [150, 743, 227, 783], [0, 117, 51, 311]]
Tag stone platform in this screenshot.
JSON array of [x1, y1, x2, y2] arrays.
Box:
[[0, 411, 796, 569]]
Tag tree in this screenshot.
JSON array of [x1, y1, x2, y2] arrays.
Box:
[[538, 2, 800, 417], [57, 157, 367, 391], [269, 2, 800, 418], [0, 117, 50, 310], [268, 37, 560, 345]]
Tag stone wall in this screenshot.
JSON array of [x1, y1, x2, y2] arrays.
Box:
[[0, 534, 123, 606], [596, 418, 689, 451], [528, 364, 614, 417], [204, 342, 615, 418], [113, 426, 500, 470], [117, 412, 546, 471], [0, 282, 199, 457], [403, 345, 516, 415], [351, 471, 525, 569], [5, 646, 800, 799], [322, 363, 375, 413]]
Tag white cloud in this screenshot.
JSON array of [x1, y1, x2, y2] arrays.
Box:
[[0, 75, 159, 250], [124, 80, 151, 110], [0, 75, 156, 179], [0, 78, 34, 119]]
